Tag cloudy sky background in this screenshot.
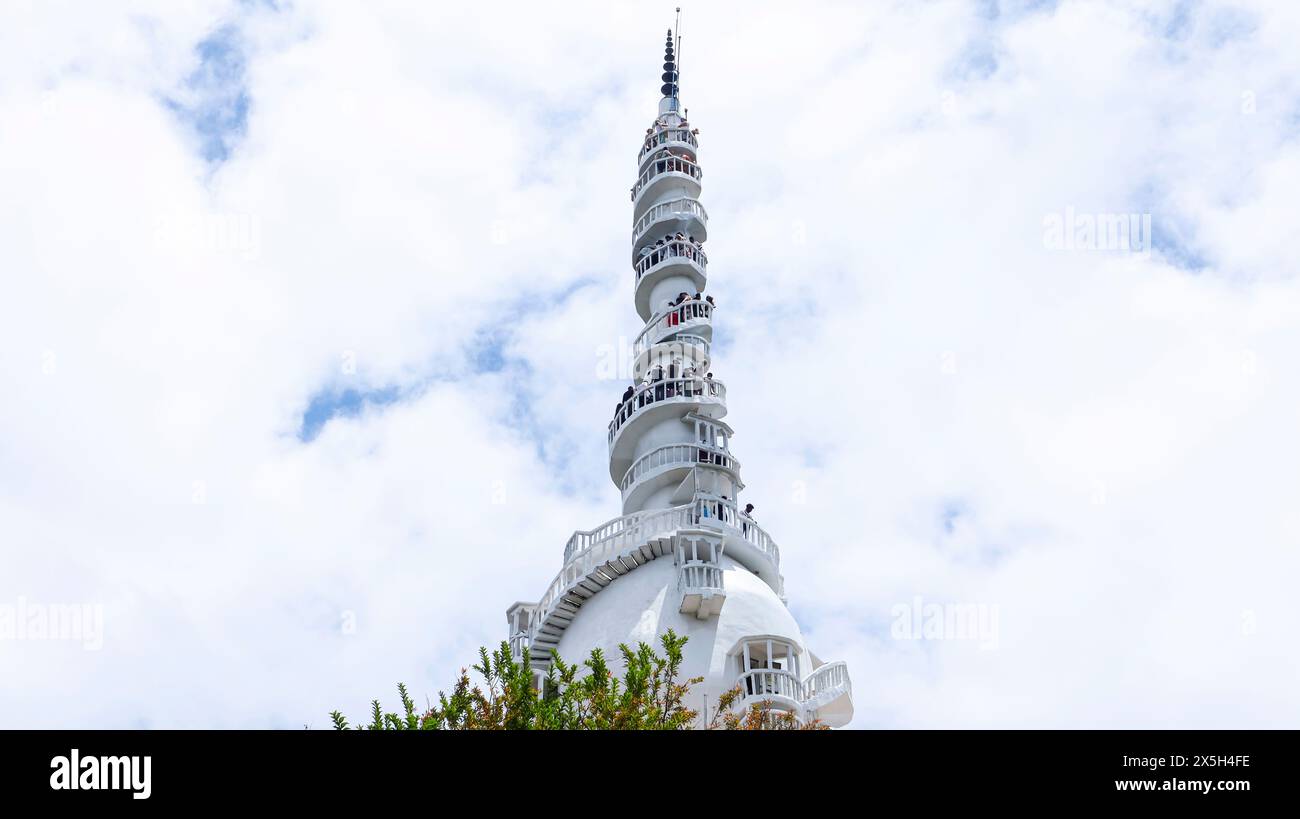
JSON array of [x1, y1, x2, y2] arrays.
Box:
[[2, 0, 1298, 728]]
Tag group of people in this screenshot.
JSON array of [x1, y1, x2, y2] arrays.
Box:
[[664, 290, 714, 325], [613, 363, 719, 426], [631, 146, 699, 201], [641, 122, 699, 155], [638, 232, 705, 271]]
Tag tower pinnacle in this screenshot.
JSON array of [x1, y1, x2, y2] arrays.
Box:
[[661, 29, 679, 99]]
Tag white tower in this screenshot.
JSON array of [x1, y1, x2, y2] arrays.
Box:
[[505, 28, 852, 727]]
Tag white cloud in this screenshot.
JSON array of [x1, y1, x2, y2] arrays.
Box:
[[1, 0, 1297, 727]]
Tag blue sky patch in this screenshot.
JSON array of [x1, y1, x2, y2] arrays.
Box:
[[163, 24, 250, 163], [299, 386, 402, 442]]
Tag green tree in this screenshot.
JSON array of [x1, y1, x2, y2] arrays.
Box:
[[330, 629, 823, 730]]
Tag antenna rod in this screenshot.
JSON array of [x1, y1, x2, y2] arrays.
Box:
[[675, 7, 683, 98]]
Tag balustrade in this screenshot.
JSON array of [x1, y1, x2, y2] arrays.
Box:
[[608, 376, 725, 444], [631, 153, 702, 203], [634, 237, 707, 283]]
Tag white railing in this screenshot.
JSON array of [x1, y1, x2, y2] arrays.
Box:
[[509, 630, 530, 659], [633, 197, 708, 244], [738, 668, 802, 706], [734, 662, 852, 716], [632, 301, 713, 355], [633, 333, 709, 368], [674, 334, 710, 357], [690, 496, 778, 566], [528, 499, 782, 657], [620, 443, 738, 496], [638, 127, 698, 164], [634, 238, 707, 284], [678, 560, 724, 593], [631, 154, 702, 203], [563, 509, 653, 562], [539, 503, 700, 620], [803, 661, 852, 707], [608, 376, 726, 444]]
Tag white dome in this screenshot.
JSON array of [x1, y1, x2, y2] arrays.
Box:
[[554, 556, 811, 720]]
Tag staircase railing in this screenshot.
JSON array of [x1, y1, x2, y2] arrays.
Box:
[[803, 661, 852, 708], [537, 499, 781, 633], [634, 238, 708, 283], [633, 196, 708, 244], [638, 127, 698, 164], [631, 154, 702, 203], [619, 443, 738, 496], [734, 662, 853, 714], [538, 504, 696, 623], [632, 301, 713, 357], [608, 376, 725, 444]]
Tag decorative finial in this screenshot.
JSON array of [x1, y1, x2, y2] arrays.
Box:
[[661, 28, 679, 98]]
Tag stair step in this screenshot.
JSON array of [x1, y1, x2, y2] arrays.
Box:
[[524, 532, 696, 673]]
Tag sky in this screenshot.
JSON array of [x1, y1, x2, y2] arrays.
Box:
[[1, 0, 1298, 728]]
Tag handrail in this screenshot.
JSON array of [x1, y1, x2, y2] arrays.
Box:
[[633, 197, 708, 244], [691, 495, 778, 565], [638, 127, 698, 164], [540, 504, 698, 619], [634, 238, 707, 283], [608, 376, 726, 444], [620, 443, 738, 495], [735, 662, 852, 712], [632, 333, 709, 366], [509, 630, 531, 659], [539, 498, 781, 630], [803, 661, 852, 704], [563, 509, 653, 561], [679, 560, 724, 592], [633, 301, 714, 353], [631, 153, 702, 203], [738, 668, 802, 704]]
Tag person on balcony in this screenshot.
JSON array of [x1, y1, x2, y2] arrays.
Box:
[[675, 292, 690, 324], [650, 365, 665, 401], [705, 371, 717, 396], [742, 503, 756, 536]]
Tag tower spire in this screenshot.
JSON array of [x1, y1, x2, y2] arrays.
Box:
[[661, 28, 679, 99]]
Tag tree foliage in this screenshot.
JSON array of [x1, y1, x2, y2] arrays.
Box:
[[330, 629, 823, 730]]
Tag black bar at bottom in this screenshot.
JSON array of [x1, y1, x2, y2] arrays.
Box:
[[0, 729, 1286, 806]]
